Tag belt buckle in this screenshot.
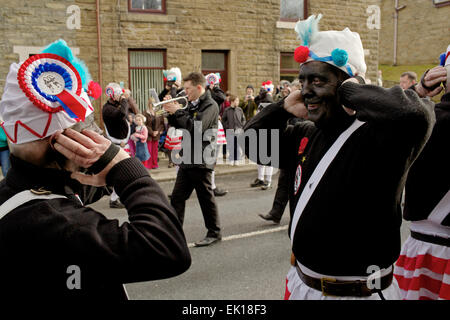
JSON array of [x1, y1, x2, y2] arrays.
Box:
[[320, 277, 337, 296]]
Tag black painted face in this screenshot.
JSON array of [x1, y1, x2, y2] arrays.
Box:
[[299, 61, 348, 128]]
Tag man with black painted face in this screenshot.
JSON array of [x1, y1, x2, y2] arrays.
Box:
[[244, 15, 435, 300]]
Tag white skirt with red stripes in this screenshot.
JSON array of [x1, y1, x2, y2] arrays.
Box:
[[394, 236, 450, 300], [217, 121, 227, 145]]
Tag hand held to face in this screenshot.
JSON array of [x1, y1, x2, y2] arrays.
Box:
[[415, 66, 447, 98], [283, 89, 308, 119], [52, 128, 130, 186]]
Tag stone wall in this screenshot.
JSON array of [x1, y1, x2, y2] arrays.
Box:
[[379, 0, 450, 65], [1, 0, 382, 115], [0, 0, 77, 101]]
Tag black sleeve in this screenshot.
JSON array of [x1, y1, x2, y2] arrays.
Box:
[[338, 82, 435, 150], [211, 87, 226, 106], [54, 158, 191, 283], [158, 88, 170, 101]]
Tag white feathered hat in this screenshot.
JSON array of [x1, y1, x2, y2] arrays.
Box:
[[0, 39, 99, 144], [293, 14, 367, 77]]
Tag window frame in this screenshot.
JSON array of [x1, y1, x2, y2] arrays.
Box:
[[201, 50, 229, 93], [279, 0, 308, 22], [432, 0, 450, 7], [128, 48, 167, 111], [128, 0, 166, 14], [280, 52, 300, 81]]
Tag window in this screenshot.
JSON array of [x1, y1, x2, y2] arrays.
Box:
[[202, 51, 228, 92], [432, 0, 450, 7], [280, 52, 300, 82], [128, 0, 165, 14], [128, 49, 166, 112], [280, 0, 307, 21]]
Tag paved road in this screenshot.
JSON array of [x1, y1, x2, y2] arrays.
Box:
[[90, 170, 411, 300]]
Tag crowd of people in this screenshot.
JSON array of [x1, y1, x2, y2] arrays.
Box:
[[0, 13, 448, 301]]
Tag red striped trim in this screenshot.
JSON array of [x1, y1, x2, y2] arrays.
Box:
[[396, 254, 450, 275], [284, 278, 291, 300], [395, 273, 450, 299], [1, 114, 53, 143]]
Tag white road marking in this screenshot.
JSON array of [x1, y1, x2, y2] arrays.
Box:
[[188, 224, 289, 248]]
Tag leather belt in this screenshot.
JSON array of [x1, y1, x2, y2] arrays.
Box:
[[411, 231, 450, 247], [295, 264, 393, 297]]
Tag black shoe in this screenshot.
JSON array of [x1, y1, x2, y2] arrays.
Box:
[[110, 200, 125, 209], [213, 188, 228, 197], [250, 179, 265, 187], [194, 236, 222, 247], [258, 213, 280, 224], [261, 181, 272, 190]]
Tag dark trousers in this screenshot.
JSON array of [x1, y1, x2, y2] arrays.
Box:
[[269, 168, 289, 220], [170, 167, 221, 237]]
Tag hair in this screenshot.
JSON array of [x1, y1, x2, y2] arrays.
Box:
[[229, 94, 237, 102], [134, 113, 146, 123], [401, 71, 417, 81], [246, 85, 254, 90], [183, 72, 206, 87]]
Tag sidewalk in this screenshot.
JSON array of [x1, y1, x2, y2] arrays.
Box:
[[148, 152, 257, 182], [0, 152, 258, 182]]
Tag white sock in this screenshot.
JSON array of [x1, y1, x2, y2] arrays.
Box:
[[111, 189, 119, 202], [211, 170, 216, 190], [265, 166, 274, 183], [257, 165, 265, 181]]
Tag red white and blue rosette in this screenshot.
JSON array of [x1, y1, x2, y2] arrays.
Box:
[[17, 53, 92, 121]]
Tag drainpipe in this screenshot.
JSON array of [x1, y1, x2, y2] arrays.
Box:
[[96, 0, 104, 128], [393, 0, 406, 66]]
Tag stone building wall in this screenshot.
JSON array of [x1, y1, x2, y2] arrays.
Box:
[[379, 0, 450, 65], [1, 0, 382, 115]]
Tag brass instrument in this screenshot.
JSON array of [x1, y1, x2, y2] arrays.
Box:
[[153, 95, 189, 116]]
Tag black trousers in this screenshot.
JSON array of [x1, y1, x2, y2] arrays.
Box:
[[269, 168, 289, 220], [170, 167, 221, 237]]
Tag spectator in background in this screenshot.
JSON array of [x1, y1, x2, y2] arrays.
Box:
[[123, 89, 139, 115], [377, 70, 383, 87], [222, 94, 246, 166], [219, 91, 231, 118], [399, 71, 417, 90], [290, 79, 302, 92], [274, 80, 291, 102], [130, 114, 150, 163], [143, 98, 165, 170], [240, 85, 258, 121], [0, 126, 10, 178]]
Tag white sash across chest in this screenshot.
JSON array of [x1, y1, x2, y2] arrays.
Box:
[[290, 119, 365, 245]]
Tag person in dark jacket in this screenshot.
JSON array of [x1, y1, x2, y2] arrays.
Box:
[[222, 94, 246, 165], [393, 61, 450, 300], [0, 41, 191, 300], [164, 72, 222, 247], [244, 15, 434, 300]]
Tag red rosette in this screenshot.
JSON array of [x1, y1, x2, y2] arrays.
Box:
[[17, 53, 82, 114]]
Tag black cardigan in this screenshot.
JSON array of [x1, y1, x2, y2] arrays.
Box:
[[403, 92, 450, 225], [0, 155, 191, 300], [244, 82, 435, 276]]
